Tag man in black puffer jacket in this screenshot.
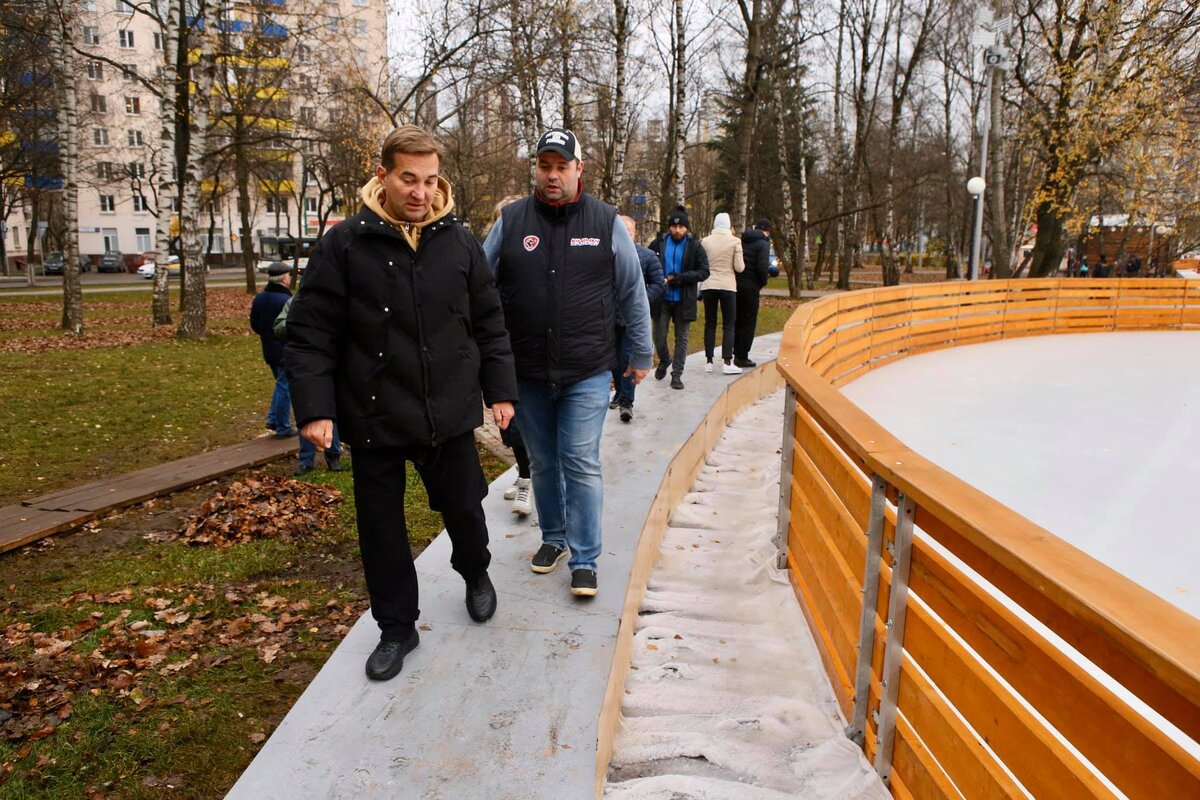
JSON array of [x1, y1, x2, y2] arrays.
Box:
[[284, 126, 517, 682], [736, 218, 773, 367]]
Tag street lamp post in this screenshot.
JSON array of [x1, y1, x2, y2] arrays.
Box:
[[967, 176, 986, 280]]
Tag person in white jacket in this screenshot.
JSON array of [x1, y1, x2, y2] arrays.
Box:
[[699, 212, 745, 374]]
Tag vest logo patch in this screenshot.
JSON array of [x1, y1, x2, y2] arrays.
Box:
[[523, 235, 540, 252], [570, 237, 600, 247]]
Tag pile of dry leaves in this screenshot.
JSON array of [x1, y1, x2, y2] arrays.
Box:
[[0, 582, 363, 748], [179, 474, 341, 546]]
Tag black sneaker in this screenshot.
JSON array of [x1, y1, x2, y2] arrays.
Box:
[[734, 357, 757, 368], [570, 569, 598, 597], [619, 404, 633, 423], [293, 464, 315, 477], [326, 455, 344, 472], [670, 376, 684, 390], [654, 360, 670, 380], [609, 396, 619, 410], [274, 427, 298, 439], [530, 543, 568, 574], [365, 629, 420, 681]]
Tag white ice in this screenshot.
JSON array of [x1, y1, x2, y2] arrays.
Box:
[[605, 392, 889, 800], [841, 331, 1200, 619]]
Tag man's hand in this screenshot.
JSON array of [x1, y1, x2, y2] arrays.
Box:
[[492, 401, 515, 430], [624, 366, 651, 385], [302, 419, 334, 449]]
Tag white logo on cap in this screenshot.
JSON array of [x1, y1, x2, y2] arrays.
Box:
[[543, 131, 570, 146]]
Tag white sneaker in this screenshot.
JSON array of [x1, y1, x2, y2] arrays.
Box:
[[511, 478, 533, 516], [503, 478, 520, 500], [704, 362, 714, 373], [722, 362, 742, 375]]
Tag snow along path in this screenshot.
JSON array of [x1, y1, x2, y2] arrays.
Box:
[[604, 391, 889, 800]]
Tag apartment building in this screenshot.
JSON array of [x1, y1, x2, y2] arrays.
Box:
[[2, 0, 389, 266]]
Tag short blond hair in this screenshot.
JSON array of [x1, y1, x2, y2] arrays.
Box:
[[492, 195, 523, 221], [380, 125, 443, 170]]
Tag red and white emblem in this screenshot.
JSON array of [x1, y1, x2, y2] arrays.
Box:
[[523, 235, 540, 252]]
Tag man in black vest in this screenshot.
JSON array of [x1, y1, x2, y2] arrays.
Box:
[[285, 126, 517, 681], [483, 127, 653, 598]]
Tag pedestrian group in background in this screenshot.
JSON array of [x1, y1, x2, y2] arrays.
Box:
[[252, 122, 771, 682]]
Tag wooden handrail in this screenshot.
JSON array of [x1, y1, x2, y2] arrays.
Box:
[[776, 279, 1200, 796]]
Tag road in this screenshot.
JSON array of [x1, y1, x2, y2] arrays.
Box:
[[0, 267, 255, 297]]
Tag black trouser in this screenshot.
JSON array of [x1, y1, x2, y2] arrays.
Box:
[[734, 285, 762, 361], [702, 290, 737, 363], [653, 301, 691, 378], [351, 432, 491, 642]]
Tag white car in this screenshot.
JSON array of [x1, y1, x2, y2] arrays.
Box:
[[257, 258, 308, 273], [138, 255, 181, 279]]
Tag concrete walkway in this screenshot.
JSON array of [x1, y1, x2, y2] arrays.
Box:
[[226, 334, 784, 800]]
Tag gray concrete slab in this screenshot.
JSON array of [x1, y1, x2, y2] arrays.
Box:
[[226, 333, 784, 800]]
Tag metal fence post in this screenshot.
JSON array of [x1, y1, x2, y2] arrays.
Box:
[[845, 474, 889, 746], [873, 492, 917, 785], [774, 385, 797, 569]]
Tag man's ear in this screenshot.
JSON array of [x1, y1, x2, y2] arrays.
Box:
[[375, 164, 387, 182]]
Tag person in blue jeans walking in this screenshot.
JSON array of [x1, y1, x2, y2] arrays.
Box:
[[483, 127, 653, 598], [249, 262, 299, 439], [611, 215, 664, 423]]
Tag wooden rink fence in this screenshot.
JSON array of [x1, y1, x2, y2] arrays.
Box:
[[776, 279, 1200, 797]]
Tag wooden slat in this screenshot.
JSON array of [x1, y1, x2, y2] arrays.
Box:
[[891, 714, 967, 800], [786, 552, 855, 716], [903, 607, 1117, 798], [908, 542, 1200, 797], [0, 508, 96, 554]]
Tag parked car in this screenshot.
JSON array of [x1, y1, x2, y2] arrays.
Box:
[[768, 246, 781, 278], [97, 251, 125, 273], [257, 258, 307, 274], [138, 254, 180, 279], [43, 252, 65, 275]]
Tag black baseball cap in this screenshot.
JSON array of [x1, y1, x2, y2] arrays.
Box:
[[536, 128, 582, 161]]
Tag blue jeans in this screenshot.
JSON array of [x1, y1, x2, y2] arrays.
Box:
[[268, 364, 292, 433], [517, 371, 610, 571], [299, 422, 343, 468], [610, 326, 636, 407]]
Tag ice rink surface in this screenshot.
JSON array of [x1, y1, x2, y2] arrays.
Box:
[[841, 331, 1200, 620]]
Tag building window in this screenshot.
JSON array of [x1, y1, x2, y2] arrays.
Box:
[[119, 29, 135, 48], [83, 26, 100, 45], [96, 162, 115, 180], [125, 96, 141, 114], [127, 129, 144, 146], [122, 64, 137, 81], [153, 32, 164, 50], [87, 61, 103, 80], [117, 0, 135, 13], [304, 196, 318, 213], [354, 0, 367, 6], [128, 162, 147, 179], [90, 93, 107, 113], [93, 128, 109, 146], [82, 0, 96, 11], [133, 196, 149, 213], [99, 195, 116, 213], [266, 196, 287, 214], [298, 106, 314, 125], [355, 19, 367, 37], [136, 227, 152, 251], [296, 44, 309, 63]]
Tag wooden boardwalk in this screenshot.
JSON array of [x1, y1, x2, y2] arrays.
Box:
[[0, 435, 296, 554]]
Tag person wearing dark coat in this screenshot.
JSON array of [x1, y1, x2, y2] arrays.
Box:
[[249, 262, 297, 438], [736, 219, 773, 367], [283, 126, 517, 682], [650, 205, 710, 389], [612, 214, 665, 421]]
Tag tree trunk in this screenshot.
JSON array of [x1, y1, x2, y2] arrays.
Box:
[[235, 124, 257, 293], [671, 0, 686, 204], [772, 88, 801, 299], [52, 5, 83, 333], [177, 0, 215, 340], [601, 0, 629, 205], [988, 71, 1011, 278], [1028, 202, 1066, 278], [152, 0, 181, 328]]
